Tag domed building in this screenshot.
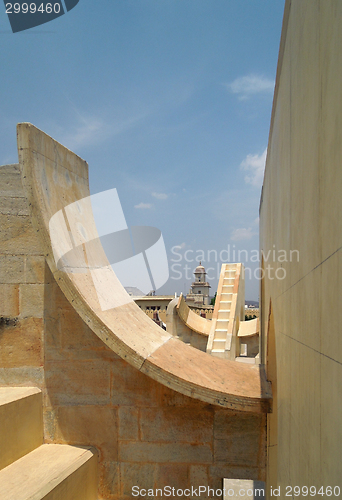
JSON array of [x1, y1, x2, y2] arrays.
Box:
[[185, 262, 211, 307]]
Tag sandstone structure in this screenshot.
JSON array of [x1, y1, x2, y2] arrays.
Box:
[[260, 0, 342, 492], [1, 0, 341, 496], [0, 124, 271, 499]]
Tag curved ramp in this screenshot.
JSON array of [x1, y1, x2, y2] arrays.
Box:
[[176, 294, 211, 336], [17, 123, 271, 413]]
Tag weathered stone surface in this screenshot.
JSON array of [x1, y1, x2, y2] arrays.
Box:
[[159, 384, 203, 407], [56, 406, 118, 461], [120, 463, 157, 498], [119, 441, 213, 464], [110, 360, 159, 407], [0, 284, 19, 316], [0, 165, 24, 197], [214, 437, 261, 467], [209, 464, 262, 482], [45, 360, 111, 405], [118, 407, 139, 441], [0, 366, 44, 387], [0, 255, 46, 284], [140, 407, 214, 443], [0, 214, 41, 255], [156, 463, 189, 495], [24, 256, 46, 284], [0, 255, 25, 284], [19, 284, 45, 318], [0, 196, 29, 216], [214, 410, 265, 439], [99, 461, 120, 500], [0, 317, 43, 367]]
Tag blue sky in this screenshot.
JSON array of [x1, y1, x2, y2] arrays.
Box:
[[0, 0, 285, 300]]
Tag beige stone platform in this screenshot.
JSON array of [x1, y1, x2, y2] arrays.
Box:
[[0, 444, 97, 500], [16, 122, 271, 413], [0, 386, 97, 500]]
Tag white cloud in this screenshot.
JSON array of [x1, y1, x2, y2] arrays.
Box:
[[176, 242, 186, 249], [152, 192, 168, 200], [62, 117, 105, 150], [230, 227, 254, 241], [240, 148, 267, 188], [50, 105, 148, 152], [134, 202, 153, 210], [227, 74, 275, 100]]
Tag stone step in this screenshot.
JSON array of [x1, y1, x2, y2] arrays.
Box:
[[217, 311, 230, 319], [211, 349, 226, 358], [0, 444, 97, 500], [0, 387, 43, 471], [213, 329, 227, 339], [213, 339, 226, 348]]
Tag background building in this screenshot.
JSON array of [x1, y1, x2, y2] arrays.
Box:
[[185, 262, 212, 308]]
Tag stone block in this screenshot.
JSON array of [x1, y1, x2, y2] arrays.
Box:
[[214, 411, 264, 439], [119, 441, 212, 464], [120, 463, 157, 498], [110, 360, 159, 407], [118, 407, 139, 441], [0, 196, 29, 216], [0, 214, 41, 255], [156, 463, 189, 496], [159, 385, 203, 407], [0, 166, 24, 197], [190, 465, 209, 493], [0, 366, 44, 387], [0, 317, 43, 367], [140, 407, 213, 443], [209, 464, 261, 482], [45, 359, 111, 405], [214, 436, 260, 467], [99, 461, 120, 500], [0, 255, 24, 284], [59, 307, 113, 354], [24, 256, 46, 284], [19, 284, 45, 318], [56, 405, 118, 461], [0, 255, 46, 284], [0, 284, 19, 316]]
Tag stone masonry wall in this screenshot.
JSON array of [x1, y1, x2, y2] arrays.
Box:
[[0, 164, 266, 499]]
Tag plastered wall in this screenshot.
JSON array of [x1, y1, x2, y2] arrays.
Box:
[[260, 0, 342, 492], [0, 163, 267, 499]]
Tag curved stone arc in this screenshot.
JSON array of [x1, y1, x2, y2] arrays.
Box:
[[17, 122, 272, 412], [238, 318, 259, 338], [176, 294, 212, 336]]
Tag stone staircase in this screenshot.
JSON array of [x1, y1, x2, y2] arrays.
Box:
[[207, 263, 244, 359], [0, 387, 98, 500]]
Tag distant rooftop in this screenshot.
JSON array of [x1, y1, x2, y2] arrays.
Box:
[[124, 287, 145, 297]]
